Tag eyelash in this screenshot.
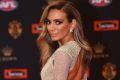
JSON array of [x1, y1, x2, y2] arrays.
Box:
[[44, 20, 50, 25], [55, 21, 62, 25], [44, 20, 63, 25]]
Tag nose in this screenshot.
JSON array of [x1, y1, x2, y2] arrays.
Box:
[[47, 23, 55, 31]]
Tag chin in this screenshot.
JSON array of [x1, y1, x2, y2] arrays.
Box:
[[51, 37, 59, 41], [51, 39, 58, 41]]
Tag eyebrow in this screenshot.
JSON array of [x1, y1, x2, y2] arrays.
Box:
[[54, 19, 63, 21], [47, 18, 63, 21]]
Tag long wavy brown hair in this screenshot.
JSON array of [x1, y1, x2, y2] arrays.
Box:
[[37, 1, 93, 67]]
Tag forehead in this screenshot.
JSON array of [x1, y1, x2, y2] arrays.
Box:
[[47, 9, 67, 20]]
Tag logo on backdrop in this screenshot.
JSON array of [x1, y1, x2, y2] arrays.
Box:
[[0, 0, 18, 12], [4, 68, 28, 79], [0, 45, 17, 62], [32, 23, 43, 34], [8, 20, 23, 39], [102, 62, 117, 80], [94, 20, 119, 31], [89, 0, 112, 7], [93, 42, 109, 59]]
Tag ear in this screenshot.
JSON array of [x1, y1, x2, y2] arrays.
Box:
[[70, 19, 77, 32]]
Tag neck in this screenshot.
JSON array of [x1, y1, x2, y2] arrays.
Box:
[[58, 35, 74, 46]]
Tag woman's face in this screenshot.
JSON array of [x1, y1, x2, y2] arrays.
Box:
[[45, 9, 73, 42]]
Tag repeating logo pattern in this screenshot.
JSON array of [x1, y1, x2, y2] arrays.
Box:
[[0, 0, 18, 12]]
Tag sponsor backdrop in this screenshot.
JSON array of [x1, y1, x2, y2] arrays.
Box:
[[0, 0, 120, 80]]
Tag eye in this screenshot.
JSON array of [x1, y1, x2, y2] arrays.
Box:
[[55, 21, 63, 25], [44, 20, 50, 25]]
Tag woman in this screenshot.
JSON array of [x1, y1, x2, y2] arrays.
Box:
[[37, 1, 93, 80]]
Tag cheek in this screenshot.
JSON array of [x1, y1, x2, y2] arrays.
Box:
[[58, 25, 70, 35], [46, 25, 50, 30]]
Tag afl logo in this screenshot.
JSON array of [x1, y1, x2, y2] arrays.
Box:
[[0, 0, 18, 12], [89, 0, 112, 7]]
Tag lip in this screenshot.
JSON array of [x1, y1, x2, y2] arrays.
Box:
[[49, 33, 57, 37], [50, 34, 56, 37]]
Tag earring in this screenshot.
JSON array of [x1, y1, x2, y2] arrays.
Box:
[[70, 29, 73, 33]]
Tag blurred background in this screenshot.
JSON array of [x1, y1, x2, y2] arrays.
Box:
[[0, 0, 120, 80]]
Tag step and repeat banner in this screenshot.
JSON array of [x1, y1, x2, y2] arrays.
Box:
[[0, 0, 120, 80]]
